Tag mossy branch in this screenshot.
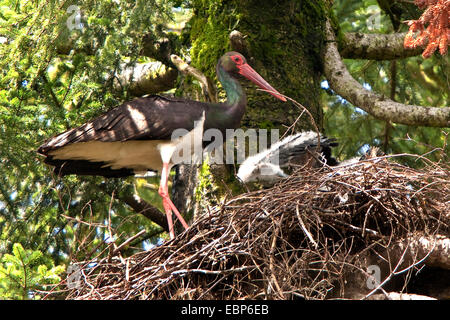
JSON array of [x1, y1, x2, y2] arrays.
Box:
[[170, 54, 217, 102], [113, 62, 178, 96]]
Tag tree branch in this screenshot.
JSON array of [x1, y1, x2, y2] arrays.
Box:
[[323, 20, 450, 127], [390, 235, 450, 270], [140, 36, 175, 67], [366, 292, 437, 300], [55, 34, 179, 96], [340, 32, 423, 60], [113, 61, 178, 96], [119, 193, 169, 232], [56, 34, 176, 68], [98, 183, 169, 232], [170, 54, 217, 102]]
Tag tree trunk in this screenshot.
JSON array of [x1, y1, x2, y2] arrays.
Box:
[[188, 0, 326, 131], [171, 164, 199, 227], [173, 0, 329, 220]]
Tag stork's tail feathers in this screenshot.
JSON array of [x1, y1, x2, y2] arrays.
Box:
[[43, 158, 134, 178]]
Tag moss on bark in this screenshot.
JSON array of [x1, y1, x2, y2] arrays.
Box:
[[175, 1, 332, 216], [188, 0, 328, 131]]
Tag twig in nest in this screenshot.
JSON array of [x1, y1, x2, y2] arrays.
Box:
[[257, 91, 322, 154], [296, 204, 318, 249], [112, 230, 146, 255], [269, 213, 285, 299]]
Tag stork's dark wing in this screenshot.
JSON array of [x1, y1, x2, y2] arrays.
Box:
[[38, 95, 208, 154], [37, 95, 209, 177]]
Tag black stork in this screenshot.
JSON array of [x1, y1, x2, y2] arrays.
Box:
[[38, 51, 286, 239]]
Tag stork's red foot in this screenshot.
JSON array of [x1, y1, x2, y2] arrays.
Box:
[[159, 162, 189, 239], [158, 188, 189, 239]]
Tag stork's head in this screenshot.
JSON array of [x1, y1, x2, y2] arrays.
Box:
[[218, 51, 286, 102]]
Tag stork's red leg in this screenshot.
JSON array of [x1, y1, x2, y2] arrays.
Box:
[[158, 162, 189, 239]]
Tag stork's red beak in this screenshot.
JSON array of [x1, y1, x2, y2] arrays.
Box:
[[238, 63, 286, 102]]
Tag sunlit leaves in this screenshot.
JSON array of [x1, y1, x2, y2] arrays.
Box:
[[325, 0, 449, 163]]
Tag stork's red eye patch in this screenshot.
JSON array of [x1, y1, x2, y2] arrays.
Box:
[[231, 55, 244, 65]]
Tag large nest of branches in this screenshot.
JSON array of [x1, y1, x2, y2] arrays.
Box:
[[60, 155, 450, 300]]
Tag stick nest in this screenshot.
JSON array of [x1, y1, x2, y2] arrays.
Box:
[[62, 155, 450, 300]]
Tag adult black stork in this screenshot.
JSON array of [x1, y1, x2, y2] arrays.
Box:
[[38, 51, 286, 239]]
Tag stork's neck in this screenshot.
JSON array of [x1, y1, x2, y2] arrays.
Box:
[[217, 65, 246, 111]]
